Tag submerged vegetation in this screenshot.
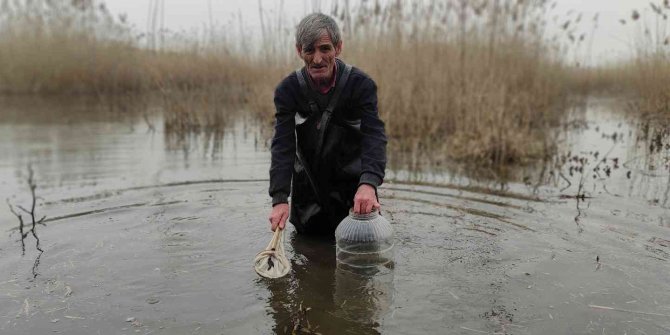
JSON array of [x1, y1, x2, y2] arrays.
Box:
[[0, 0, 668, 170]]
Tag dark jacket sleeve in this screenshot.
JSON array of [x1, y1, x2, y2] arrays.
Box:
[[356, 77, 387, 189], [268, 77, 297, 205]]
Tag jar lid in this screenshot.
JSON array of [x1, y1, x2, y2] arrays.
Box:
[[349, 210, 379, 220]]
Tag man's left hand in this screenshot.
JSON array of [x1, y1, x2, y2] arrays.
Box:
[[353, 184, 380, 214]]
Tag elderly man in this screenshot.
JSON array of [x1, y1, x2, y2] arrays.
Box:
[[268, 13, 387, 235]]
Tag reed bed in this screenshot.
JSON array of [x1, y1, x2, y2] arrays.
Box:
[[341, 0, 572, 166], [0, 1, 252, 95], [588, 1, 670, 118], [0, 1, 143, 94], [600, 1, 670, 172], [0, 0, 263, 137], [0, 0, 591, 168]]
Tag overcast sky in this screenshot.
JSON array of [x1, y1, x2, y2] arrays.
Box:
[[104, 0, 662, 65]]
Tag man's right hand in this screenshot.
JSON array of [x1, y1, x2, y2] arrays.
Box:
[[269, 203, 289, 231]]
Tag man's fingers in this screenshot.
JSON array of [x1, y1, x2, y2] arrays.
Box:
[[358, 199, 369, 214], [279, 212, 288, 229], [353, 199, 362, 214], [269, 204, 289, 231], [364, 200, 373, 214], [372, 200, 381, 211]]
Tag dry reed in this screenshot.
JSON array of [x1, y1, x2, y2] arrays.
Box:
[[0, 0, 144, 94], [0, 0, 262, 135], [0, 0, 591, 168], [340, 0, 572, 166], [589, 1, 670, 119]]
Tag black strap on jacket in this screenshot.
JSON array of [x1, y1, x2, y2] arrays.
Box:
[[295, 63, 353, 158], [295, 69, 320, 116], [293, 64, 352, 217]]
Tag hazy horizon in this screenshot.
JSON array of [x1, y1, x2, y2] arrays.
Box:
[[98, 1, 669, 65]]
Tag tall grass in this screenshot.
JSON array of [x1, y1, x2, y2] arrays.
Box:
[[0, 0, 143, 94], [0, 1, 255, 96], [339, 0, 571, 166], [590, 1, 670, 119], [627, 20, 670, 122], [624, 1, 670, 176], [0, 0, 585, 168], [0, 0, 264, 139]]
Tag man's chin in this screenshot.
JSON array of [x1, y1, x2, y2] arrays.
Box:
[[309, 72, 327, 82]]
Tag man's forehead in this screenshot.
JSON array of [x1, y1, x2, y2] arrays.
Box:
[[315, 32, 333, 45], [307, 31, 334, 48]]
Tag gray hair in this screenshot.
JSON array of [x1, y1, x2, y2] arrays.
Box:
[[295, 13, 341, 49]]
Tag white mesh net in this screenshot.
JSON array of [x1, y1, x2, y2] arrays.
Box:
[[254, 228, 291, 278]]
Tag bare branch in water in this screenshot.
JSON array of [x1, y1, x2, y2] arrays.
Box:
[[558, 172, 572, 192], [7, 198, 26, 255], [6, 164, 47, 277], [17, 205, 31, 215]]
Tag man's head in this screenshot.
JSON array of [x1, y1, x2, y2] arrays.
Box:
[[295, 13, 342, 84]]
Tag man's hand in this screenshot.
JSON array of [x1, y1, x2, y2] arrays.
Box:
[[353, 184, 380, 214], [269, 203, 289, 231]]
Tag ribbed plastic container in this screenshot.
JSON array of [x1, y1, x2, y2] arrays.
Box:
[[335, 211, 394, 274]]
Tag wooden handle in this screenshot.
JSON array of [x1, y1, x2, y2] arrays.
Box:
[[267, 227, 283, 250]]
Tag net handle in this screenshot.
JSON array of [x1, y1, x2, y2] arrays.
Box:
[[267, 227, 283, 250]]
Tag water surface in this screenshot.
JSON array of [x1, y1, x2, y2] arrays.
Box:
[[0, 96, 668, 334]]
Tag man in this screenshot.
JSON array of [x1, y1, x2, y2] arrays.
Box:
[[268, 13, 387, 234]]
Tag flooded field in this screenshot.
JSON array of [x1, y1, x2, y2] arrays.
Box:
[[0, 97, 669, 334]]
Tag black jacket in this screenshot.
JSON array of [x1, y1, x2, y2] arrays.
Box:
[[269, 59, 387, 234]]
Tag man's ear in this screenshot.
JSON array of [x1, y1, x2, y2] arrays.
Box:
[[335, 40, 343, 57], [296, 44, 303, 58]]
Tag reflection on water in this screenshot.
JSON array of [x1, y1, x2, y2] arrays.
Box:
[[262, 234, 393, 334], [334, 266, 394, 329], [629, 116, 670, 207], [1, 96, 669, 334], [558, 98, 670, 206], [385, 97, 670, 208]]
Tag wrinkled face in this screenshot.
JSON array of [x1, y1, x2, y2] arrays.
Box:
[[297, 31, 342, 84]]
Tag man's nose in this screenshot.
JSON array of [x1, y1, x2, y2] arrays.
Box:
[[313, 51, 323, 64]]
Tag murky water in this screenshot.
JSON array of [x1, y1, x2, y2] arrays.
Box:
[[0, 96, 668, 334]]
